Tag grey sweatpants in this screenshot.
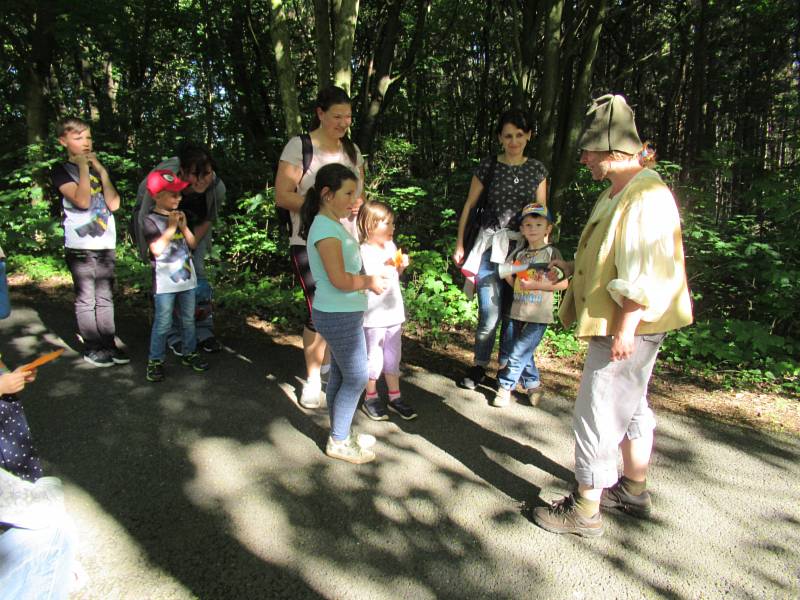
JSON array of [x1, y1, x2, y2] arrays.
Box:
[[573, 334, 665, 489]]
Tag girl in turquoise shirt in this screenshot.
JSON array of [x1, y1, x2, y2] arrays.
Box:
[[302, 164, 387, 464]]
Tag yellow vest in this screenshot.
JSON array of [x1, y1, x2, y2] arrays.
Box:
[[559, 169, 693, 338]]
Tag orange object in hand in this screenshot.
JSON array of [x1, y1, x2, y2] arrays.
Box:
[[394, 249, 404, 268], [21, 348, 64, 372], [513, 260, 530, 281]]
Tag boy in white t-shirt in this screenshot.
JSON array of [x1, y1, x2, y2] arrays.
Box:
[[357, 201, 417, 421], [50, 117, 126, 367], [142, 170, 209, 382]]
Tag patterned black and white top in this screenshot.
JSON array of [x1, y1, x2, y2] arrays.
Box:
[[474, 156, 548, 231]]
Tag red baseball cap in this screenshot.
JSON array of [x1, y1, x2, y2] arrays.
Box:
[[147, 169, 189, 197]]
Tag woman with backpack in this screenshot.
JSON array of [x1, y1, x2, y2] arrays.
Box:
[[274, 85, 366, 409], [452, 109, 548, 391]]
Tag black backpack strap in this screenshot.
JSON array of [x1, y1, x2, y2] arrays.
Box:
[[300, 133, 313, 179], [278, 134, 314, 239]]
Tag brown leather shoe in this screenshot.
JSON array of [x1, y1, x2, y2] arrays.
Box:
[[600, 480, 652, 518], [533, 493, 604, 537]]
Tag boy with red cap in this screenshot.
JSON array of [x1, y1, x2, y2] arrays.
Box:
[[142, 170, 209, 382]]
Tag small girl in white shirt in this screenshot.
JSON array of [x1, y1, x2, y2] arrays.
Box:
[[357, 201, 417, 421]]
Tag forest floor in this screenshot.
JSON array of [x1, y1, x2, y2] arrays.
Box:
[[11, 272, 799, 437]]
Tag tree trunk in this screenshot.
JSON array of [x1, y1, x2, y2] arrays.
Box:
[[314, 0, 333, 88], [536, 0, 563, 169], [355, 0, 403, 157], [685, 0, 708, 171], [269, 0, 303, 136], [549, 0, 607, 216], [25, 3, 56, 147], [332, 0, 360, 95], [226, 3, 270, 160]]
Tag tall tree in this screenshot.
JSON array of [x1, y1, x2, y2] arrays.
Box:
[[355, 0, 430, 158], [269, 0, 302, 136], [332, 0, 360, 94]]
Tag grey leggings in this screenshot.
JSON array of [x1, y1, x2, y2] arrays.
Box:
[[65, 249, 116, 352]]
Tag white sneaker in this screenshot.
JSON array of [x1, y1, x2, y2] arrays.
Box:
[[325, 435, 376, 464], [527, 386, 544, 407], [356, 433, 376, 449], [299, 379, 322, 408], [492, 387, 511, 407]]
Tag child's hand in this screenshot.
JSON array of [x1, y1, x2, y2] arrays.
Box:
[[72, 153, 90, 169], [365, 274, 389, 295], [547, 259, 571, 281], [175, 211, 187, 229], [167, 211, 180, 228], [86, 152, 106, 174], [0, 367, 35, 395]]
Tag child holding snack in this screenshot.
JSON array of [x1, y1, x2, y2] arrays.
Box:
[[494, 203, 568, 407], [357, 201, 417, 421], [51, 117, 125, 367], [302, 164, 388, 463]]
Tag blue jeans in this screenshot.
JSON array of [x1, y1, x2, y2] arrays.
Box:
[[312, 309, 368, 441], [168, 277, 214, 346], [0, 523, 75, 600], [0, 259, 10, 319], [149, 290, 196, 361], [497, 319, 547, 390], [473, 249, 511, 366]]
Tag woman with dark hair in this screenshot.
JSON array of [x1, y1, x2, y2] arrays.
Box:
[[275, 86, 366, 409], [452, 109, 548, 390]]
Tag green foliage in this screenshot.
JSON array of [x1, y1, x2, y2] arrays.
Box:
[[214, 189, 288, 276], [0, 147, 64, 256], [661, 320, 800, 393], [542, 326, 582, 358], [403, 250, 477, 341], [215, 273, 304, 326], [6, 254, 69, 280]]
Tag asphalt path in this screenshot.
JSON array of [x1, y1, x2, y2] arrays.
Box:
[[2, 284, 798, 599]]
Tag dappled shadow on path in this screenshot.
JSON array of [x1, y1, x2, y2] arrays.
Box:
[[2, 285, 544, 598], [4, 282, 799, 599]]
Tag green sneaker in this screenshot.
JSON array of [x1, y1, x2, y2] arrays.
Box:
[[146, 359, 165, 382], [180, 352, 209, 372], [532, 493, 604, 538]]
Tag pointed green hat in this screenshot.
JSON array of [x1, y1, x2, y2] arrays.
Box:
[[578, 94, 642, 154]]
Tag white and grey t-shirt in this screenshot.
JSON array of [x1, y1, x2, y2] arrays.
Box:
[[51, 162, 116, 250], [142, 212, 197, 294]]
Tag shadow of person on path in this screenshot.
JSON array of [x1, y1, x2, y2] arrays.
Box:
[[4, 284, 543, 599]]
